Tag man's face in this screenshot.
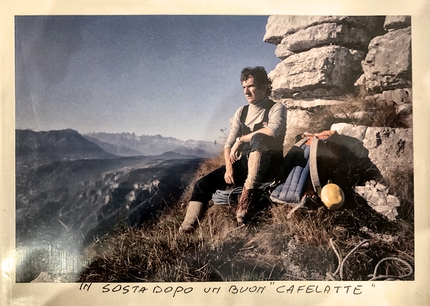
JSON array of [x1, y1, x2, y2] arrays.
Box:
[[242, 76, 267, 104]]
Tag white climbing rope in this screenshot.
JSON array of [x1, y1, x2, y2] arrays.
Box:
[[212, 187, 243, 205], [211, 182, 274, 205], [326, 238, 413, 281], [367, 257, 413, 281], [326, 238, 370, 281], [286, 195, 308, 219]]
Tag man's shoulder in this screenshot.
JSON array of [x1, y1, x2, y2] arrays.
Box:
[[235, 105, 247, 114], [269, 100, 286, 110], [231, 105, 247, 122], [268, 98, 282, 104]]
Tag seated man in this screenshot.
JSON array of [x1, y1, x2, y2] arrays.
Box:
[[179, 66, 286, 233]]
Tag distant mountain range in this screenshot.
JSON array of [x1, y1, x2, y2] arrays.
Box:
[[84, 132, 221, 158], [16, 129, 221, 165]]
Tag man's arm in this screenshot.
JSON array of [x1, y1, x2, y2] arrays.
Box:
[[237, 126, 273, 143], [224, 147, 235, 184], [224, 107, 243, 149], [224, 107, 242, 179]]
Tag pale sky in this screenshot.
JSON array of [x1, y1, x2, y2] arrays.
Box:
[[15, 15, 280, 142]]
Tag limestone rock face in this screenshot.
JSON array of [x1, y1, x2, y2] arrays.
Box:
[[331, 123, 413, 177], [384, 15, 411, 31], [372, 88, 412, 105], [264, 15, 384, 44], [363, 126, 413, 175], [370, 88, 413, 127], [269, 45, 365, 100], [360, 27, 411, 93], [282, 108, 311, 150], [275, 45, 294, 61], [264, 15, 413, 219], [276, 23, 372, 55], [266, 15, 411, 101]]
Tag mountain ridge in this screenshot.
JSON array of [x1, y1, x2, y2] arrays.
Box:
[[16, 128, 222, 162], [16, 129, 118, 165], [84, 131, 221, 158]]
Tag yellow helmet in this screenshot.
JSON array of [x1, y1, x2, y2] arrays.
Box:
[[321, 183, 345, 210]]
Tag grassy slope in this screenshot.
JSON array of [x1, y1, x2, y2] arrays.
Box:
[[78, 100, 414, 282], [78, 160, 414, 282], [78, 193, 414, 282]]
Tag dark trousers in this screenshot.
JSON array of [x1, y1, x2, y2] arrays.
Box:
[[191, 133, 283, 203], [190, 150, 283, 203]]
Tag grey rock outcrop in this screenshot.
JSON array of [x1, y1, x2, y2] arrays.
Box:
[[358, 27, 411, 94], [265, 14, 413, 159], [384, 16, 411, 31], [264, 16, 384, 44], [363, 126, 413, 175], [265, 15, 411, 102], [266, 16, 386, 101], [331, 123, 413, 177], [276, 23, 372, 57], [269, 45, 365, 100], [371, 88, 413, 127], [263, 15, 413, 220], [372, 88, 412, 105]]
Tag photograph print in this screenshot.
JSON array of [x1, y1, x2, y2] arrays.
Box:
[[15, 15, 414, 283]]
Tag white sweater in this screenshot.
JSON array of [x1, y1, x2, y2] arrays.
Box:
[[224, 97, 286, 150]]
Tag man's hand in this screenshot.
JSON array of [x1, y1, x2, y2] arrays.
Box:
[[224, 167, 234, 185], [229, 140, 242, 164]]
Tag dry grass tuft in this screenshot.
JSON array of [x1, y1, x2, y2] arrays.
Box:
[[308, 96, 410, 132]]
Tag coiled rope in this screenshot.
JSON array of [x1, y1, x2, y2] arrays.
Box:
[[326, 238, 413, 281], [212, 187, 243, 205], [211, 182, 274, 205]]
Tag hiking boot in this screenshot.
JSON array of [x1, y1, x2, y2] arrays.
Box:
[[236, 188, 258, 224]]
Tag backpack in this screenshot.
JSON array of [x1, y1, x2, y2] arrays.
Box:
[[270, 130, 344, 212]]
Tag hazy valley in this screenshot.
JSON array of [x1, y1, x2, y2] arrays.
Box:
[[15, 128, 211, 281]]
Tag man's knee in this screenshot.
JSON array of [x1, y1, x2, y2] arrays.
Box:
[[191, 177, 209, 202], [249, 133, 270, 152], [193, 176, 205, 191], [191, 166, 226, 203]]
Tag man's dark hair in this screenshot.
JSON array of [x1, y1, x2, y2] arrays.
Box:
[[240, 66, 272, 96]]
